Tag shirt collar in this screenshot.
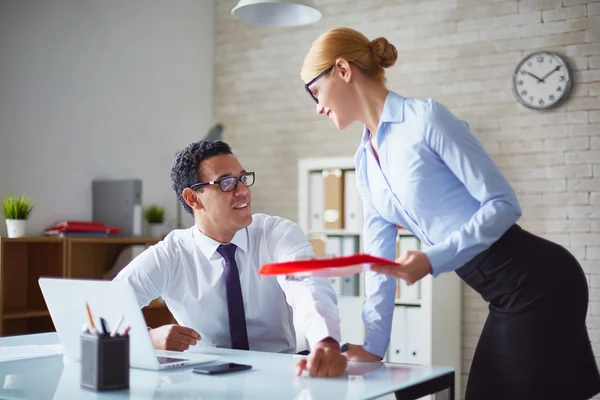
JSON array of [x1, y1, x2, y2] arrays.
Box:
[[359, 91, 405, 150], [192, 226, 248, 260]]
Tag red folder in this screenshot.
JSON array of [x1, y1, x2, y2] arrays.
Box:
[[44, 224, 122, 234], [258, 254, 400, 278]]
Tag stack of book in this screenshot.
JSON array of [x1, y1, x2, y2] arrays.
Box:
[[43, 220, 121, 237]]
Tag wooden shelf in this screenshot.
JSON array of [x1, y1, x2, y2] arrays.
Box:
[[3, 309, 50, 319], [0, 236, 64, 244], [67, 237, 159, 245], [394, 300, 422, 307], [0, 236, 158, 245], [0, 236, 173, 336]]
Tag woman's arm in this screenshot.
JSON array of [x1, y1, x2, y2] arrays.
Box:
[[421, 100, 522, 276], [356, 170, 399, 359]]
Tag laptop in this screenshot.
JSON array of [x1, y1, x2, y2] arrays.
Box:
[[38, 277, 220, 370]]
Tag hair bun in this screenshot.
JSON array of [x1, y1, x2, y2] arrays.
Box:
[[370, 37, 398, 68]]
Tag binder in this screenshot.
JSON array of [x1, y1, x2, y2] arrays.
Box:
[[341, 236, 359, 256], [308, 236, 343, 293], [388, 307, 407, 363], [309, 236, 326, 256], [325, 236, 342, 257], [329, 276, 343, 295], [325, 236, 342, 295], [309, 172, 324, 231], [405, 307, 426, 364], [343, 170, 362, 232], [338, 297, 365, 344], [341, 274, 359, 296], [340, 236, 360, 296], [92, 179, 143, 237], [322, 169, 344, 230]]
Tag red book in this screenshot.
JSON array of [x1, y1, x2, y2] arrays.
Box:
[[44, 225, 122, 234], [258, 254, 400, 278], [52, 220, 106, 229]]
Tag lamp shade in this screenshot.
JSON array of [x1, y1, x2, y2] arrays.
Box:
[[231, 0, 322, 27]]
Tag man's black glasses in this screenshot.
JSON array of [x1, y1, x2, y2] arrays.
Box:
[[305, 64, 334, 104], [190, 172, 255, 193]]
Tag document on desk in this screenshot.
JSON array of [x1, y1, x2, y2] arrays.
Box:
[[0, 344, 64, 363]]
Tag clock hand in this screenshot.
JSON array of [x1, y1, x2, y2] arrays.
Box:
[[540, 66, 560, 82], [523, 70, 543, 83]]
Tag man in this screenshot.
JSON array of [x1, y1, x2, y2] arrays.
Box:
[[115, 140, 347, 377]]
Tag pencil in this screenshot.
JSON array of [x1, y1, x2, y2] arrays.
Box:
[[110, 314, 124, 337], [85, 302, 96, 332]]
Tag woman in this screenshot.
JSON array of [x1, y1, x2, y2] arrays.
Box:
[[300, 27, 600, 399]]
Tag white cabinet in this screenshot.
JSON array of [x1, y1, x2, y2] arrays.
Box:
[[405, 307, 427, 364], [389, 306, 427, 364], [297, 157, 462, 399], [338, 296, 365, 345], [388, 306, 408, 363]]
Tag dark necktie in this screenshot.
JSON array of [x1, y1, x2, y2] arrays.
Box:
[[216, 244, 250, 350]]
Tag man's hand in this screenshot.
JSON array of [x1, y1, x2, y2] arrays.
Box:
[[371, 250, 432, 285], [148, 324, 201, 351], [295, 337, 348, 377], [342, 344, 382, 362]]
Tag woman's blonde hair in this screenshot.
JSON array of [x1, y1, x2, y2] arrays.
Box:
[[301, 27, 398, 85]]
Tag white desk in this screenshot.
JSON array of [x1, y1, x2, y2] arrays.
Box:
[[0, 333, 455, 399]]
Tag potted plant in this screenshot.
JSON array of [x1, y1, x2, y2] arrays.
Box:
[[144, 205, 165, 238], [2, 195, 34, 238]]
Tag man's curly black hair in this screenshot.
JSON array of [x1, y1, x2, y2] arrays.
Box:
[[171, 140, 232, 215]]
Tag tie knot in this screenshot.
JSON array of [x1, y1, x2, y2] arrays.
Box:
[[217, 243, 237, 261]]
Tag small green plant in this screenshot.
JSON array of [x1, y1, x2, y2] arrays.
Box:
[[2, 195, 34, 220], [144, 205, 165, 224]]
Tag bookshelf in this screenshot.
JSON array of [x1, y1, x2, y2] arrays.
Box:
[[298, 157, 462, 398], [0, 236, 176, 336]]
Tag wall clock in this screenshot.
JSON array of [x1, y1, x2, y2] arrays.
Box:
[[512, 51, 573, 110]]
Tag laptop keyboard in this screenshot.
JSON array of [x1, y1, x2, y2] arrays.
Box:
[[157, 356, 189, 365]]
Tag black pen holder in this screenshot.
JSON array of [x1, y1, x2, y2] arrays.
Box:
[[80, 333, 129, 391]]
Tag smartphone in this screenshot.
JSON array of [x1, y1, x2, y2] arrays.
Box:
[[192, 363, 252, 375]]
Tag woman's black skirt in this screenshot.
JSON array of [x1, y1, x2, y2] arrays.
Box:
[[456, 224, 600, 400]]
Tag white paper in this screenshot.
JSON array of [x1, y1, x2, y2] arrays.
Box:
[[0, 344, 64, 363]]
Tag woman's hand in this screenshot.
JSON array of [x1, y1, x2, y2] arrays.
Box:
[[371, 250, 433, 285]]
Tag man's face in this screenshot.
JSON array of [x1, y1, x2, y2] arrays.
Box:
[[194, 154, 252, 235]]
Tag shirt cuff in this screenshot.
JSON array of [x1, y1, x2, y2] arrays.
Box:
[[304, 318, 342, 350], [363, 330, 390, 359], [423, 244, 452, 277]]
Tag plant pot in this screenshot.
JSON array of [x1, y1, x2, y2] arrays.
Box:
[[6, 219, 26, 238], [148, 223, 164, 238]]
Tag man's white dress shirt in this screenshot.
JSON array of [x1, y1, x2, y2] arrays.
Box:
[[115, 213, 341, 353]]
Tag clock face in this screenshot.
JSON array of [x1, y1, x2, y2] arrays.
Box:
[[512, 51, 573, 110]]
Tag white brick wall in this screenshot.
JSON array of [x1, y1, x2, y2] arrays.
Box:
[[214, 0, 600, 397]]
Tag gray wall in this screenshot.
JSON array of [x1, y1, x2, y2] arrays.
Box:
[[0, 0, 214, 234]]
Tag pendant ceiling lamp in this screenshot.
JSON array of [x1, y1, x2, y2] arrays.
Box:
[[231, 0, 322, 27]]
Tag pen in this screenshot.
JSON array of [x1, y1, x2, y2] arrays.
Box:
[[99, 317, 110, 336], [85, 303, 96, 333], [111, 314, 124, 337], [123, 326, 131, 336]]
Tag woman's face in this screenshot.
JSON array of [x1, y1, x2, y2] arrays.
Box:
[[305, 62, 357, 131]]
